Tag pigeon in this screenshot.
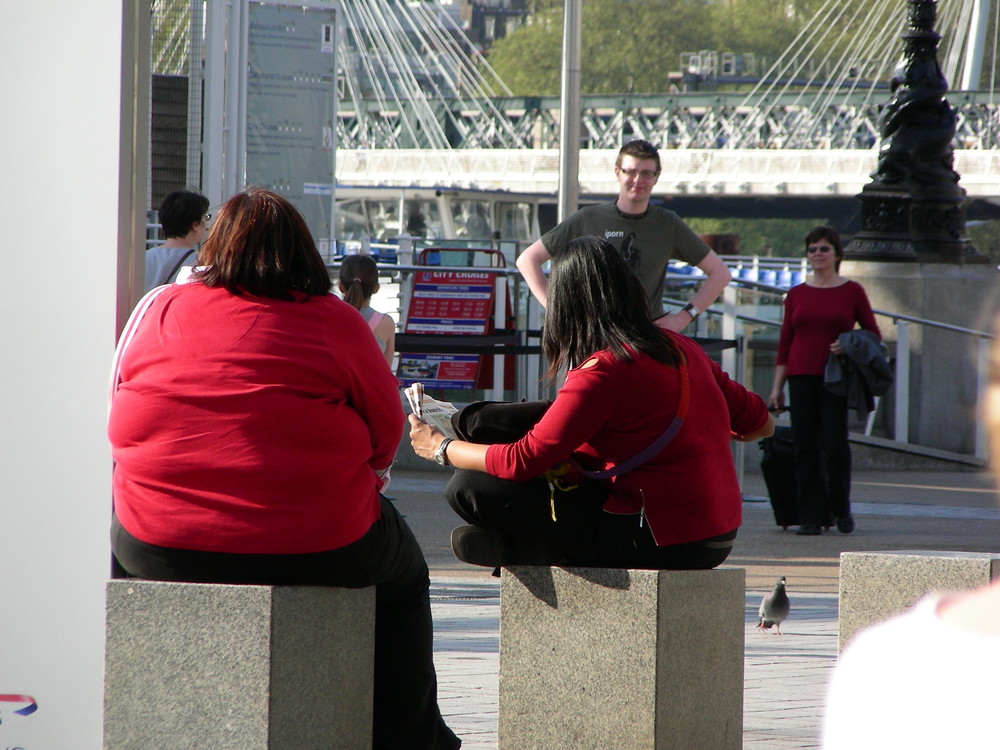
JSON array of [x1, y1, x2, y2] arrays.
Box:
[[757, 576, 790, 634]]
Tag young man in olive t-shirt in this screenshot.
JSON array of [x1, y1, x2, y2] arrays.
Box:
[[515, 140, 731, 332]]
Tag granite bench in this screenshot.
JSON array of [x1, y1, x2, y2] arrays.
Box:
[[498, 566, 745, 750], [839, 550, 1000, 651], [103, 580, 375, 750]]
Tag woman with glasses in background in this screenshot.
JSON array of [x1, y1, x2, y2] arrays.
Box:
[[768, 226, 880, 536]]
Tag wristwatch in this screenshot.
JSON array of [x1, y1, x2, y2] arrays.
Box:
[[681, 302, 701, 320], [434, 437, 453, 466]]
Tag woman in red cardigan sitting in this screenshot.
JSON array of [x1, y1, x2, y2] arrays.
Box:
[[109, 188, 459, 750], [409, 236, 773, 570]]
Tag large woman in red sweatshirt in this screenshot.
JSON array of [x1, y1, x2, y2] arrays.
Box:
[[109, 188, 459, 750], [409, 236, 773, 570]]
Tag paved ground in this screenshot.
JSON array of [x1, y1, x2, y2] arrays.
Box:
[[388, 466, 1000, 749]]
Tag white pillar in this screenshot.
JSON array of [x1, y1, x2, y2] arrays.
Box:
[[557, 0, 581, 222], [0, 2, 145, 746], [203, 0, 229, 208], [960, 0, 991, 90]]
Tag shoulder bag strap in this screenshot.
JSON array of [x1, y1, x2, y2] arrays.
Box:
[[164, 248, 197, 285], [574, 357, 690, 481]]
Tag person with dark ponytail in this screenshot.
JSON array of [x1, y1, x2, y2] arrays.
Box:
[[409, 236, 773, 570], [339, 254, 396, 368]]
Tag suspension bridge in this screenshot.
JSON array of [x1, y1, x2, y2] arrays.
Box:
[[149, 0, 1000, 218], [328, 0, 1000, 209]]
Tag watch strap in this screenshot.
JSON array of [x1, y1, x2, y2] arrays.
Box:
[[434, 437, 453, 466]]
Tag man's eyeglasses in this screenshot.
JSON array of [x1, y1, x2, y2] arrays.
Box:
[[806, 244, 832, 254], [203, 213, 212, 222], [618, 167, 660, 180]]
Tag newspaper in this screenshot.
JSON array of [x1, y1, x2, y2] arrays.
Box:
[[404, 383, 458, 439]]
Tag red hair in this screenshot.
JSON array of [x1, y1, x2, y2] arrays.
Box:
[[196, 187, 331, 299]]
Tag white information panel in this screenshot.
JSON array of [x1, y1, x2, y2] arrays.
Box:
[[245, 1, 338, 255], [0, 3, 124, 748]]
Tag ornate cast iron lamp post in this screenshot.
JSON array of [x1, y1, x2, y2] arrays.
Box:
[[845, 0, 983, 262]]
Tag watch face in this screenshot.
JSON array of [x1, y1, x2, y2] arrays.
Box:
[[435, 440, 449, 465]]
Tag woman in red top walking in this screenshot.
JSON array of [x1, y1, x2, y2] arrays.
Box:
[[109, 188, 459, 750], [409, 236, 773, 570], [768, 226, 880, 536]]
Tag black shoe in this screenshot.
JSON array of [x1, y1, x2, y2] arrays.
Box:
[[795, 524, 822, 536], [835, 514, 856, 534], [450, 525, 567, 568], [451, 526, 507, 567]]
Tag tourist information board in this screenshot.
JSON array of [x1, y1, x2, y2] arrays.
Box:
[[398, 269, 497, 390]]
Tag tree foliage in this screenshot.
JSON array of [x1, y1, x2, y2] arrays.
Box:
[[487, 0, 716, 96], [485, 0, 864, 96], [967, 220, 1000, 265], [486, 8, 564, 95], [686, 217, 823, 257], [706, 0, 815, 66]]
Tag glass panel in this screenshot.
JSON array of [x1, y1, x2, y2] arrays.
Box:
[[451, 199, 493, 239], [335, 198, 371, 240], [496, 201, 533, 241], [365, 199, 401, 241], [403, 199, 442, 239]]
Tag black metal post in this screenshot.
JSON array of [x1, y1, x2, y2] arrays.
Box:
[[845, 0, 984, 262]]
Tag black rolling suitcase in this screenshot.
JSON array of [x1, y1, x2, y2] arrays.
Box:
[[759, 426, 798, 529]]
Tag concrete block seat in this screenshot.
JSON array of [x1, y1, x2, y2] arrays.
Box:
[[498, 566, 745, 750], [103, 580, 375, 750], [839, 550, 1000, 650]]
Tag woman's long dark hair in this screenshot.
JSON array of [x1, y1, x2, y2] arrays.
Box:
[[542, 236, 680, 380], [195, 187, 332, 299]]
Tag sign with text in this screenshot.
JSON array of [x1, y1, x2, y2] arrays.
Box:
[[404, 271, 495, 335], [398, 354, 480, 390], [246, 1, 337, 251], [398, 270, 496, 389]]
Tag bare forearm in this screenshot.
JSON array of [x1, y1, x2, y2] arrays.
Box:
[[441, 439, 489, 472], [690, 252, 732, 312], [769, 365, 787, 408], [515, 240, 551, 308], [655, 253, 731, 333], [407, 414, 489, 472]]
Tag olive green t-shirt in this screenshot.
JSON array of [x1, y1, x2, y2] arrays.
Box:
[[540, 202, 710, 315]]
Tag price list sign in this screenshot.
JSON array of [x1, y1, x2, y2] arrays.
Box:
[[398, 270, 496, 389], [405, 271, 494, 334]]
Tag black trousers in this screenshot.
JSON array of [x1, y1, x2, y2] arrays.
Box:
[[787, 375, 852, 526], [446, 469, 736, 570], [111, 498, 460, 750]]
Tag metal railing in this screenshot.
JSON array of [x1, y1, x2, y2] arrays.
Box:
[[697, 277, 993, 466], [348, 245, 992, 466], [338, 91, 1000, 151]]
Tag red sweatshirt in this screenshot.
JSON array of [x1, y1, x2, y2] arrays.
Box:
[[109, 283, 404, 554], [776, 281, 880, 376], [485, 333, 769, 546]]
